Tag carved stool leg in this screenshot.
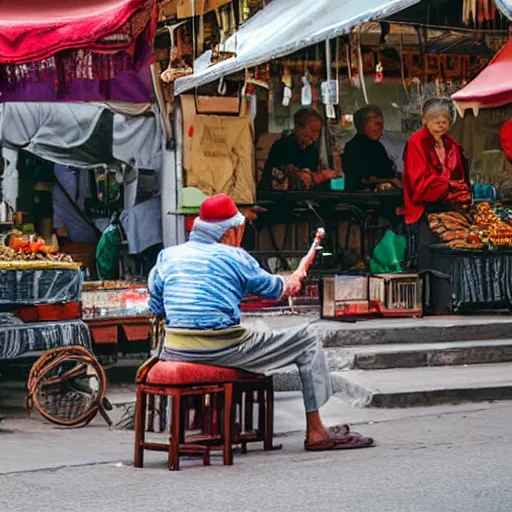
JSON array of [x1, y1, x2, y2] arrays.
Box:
[[264, 379, 277, 451], [134, 385, 147, 468], [168, 391, 182, 471], [147, 394, 155, 432], [223, 384, 234, 466]]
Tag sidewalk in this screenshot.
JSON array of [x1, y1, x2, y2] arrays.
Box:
[[0, 388, 493, 475]]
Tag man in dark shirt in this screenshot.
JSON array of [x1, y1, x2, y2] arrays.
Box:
[[259, 108, 339, 191], [342, 105, 402, 192]]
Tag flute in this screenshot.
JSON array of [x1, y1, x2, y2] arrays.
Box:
[[288, 227, 325, 313]]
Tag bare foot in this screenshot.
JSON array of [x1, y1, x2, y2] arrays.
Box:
[[306, 426, 332, 444]]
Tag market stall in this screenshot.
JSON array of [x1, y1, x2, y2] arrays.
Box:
[[164, 0, 510, 316], [0, 233, 90, 362], [404, 35, 512, 314]]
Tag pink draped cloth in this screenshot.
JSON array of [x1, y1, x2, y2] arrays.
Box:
[[0, 0, 156, 64]]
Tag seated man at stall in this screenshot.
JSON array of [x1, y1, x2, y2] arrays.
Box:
[[342, 105, 402, 192], [259, 108, 339, 191], [148, 193, 374, 451]]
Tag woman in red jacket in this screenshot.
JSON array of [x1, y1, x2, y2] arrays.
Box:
[[403, 97, 471, 268]]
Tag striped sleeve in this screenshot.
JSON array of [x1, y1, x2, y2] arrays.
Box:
[[239, 250, 284, 299], [148, 265, 165, 317]]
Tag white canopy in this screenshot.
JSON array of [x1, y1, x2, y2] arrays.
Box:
[[496, 0, 512, 21], [174, 0, 420, 95]]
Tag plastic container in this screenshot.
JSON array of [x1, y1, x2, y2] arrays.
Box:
[[330, 177, 345, 191]]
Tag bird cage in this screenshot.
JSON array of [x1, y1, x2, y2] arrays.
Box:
[[369, 273, 422, 317], [321, 275, 370, 318]]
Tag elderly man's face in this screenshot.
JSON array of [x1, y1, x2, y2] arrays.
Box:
[[296, 118, 322, 149], [363, 113, 385, 141]]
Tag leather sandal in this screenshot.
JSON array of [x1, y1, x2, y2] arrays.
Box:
[[304, 433, 374, 451], [328, 424, 362, 438]]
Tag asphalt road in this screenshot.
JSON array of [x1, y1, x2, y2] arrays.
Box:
[[1, 402, 512, 512]]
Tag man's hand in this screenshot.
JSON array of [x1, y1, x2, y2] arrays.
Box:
[[283, 271, 305, 297], [294, 169, 314, 189]]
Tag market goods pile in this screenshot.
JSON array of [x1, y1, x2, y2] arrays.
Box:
[[0, 231, 75, 267], [428, 202, 512, 250]]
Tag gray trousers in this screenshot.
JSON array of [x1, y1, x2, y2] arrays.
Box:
[[161, 322, 332, 413]]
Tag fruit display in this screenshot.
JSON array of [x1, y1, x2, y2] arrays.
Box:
[[472, 203, 512, 248], [428, 202, 512, 250], [0, 231, 76, 268]]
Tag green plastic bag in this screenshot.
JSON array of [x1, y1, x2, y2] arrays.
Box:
[[96, 223, 122, 280], [369, 229, 406, 274]]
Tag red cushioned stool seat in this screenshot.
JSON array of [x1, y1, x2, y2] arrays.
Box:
[[134, 360, 278, 471], [145, 360, 266, 387]]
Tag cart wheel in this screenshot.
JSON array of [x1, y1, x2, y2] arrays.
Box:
[[27, 346, 110, 428]]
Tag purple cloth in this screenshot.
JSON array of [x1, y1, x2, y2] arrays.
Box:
[[0, 65, 154, 103]]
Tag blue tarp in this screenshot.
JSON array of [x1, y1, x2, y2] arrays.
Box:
[[0, 268, 82, 306], [0, 314, 91, 359]]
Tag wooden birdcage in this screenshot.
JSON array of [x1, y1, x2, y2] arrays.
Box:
[[369, 273, 422, 317]]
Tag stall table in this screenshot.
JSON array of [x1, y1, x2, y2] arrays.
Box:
[[426, 245, 512, 314], [255, 190, 403, 264]]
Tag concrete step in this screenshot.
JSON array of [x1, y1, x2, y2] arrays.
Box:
[[318, 316, 512, 347], [331, 363, 512, 408], [243, 314, 512, 347], [325, 339, 512, 371]]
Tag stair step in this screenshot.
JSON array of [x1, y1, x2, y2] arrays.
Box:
[[325, 339, 512, 371], [331, 363, 512, 408], [316, 316, 512, 347]]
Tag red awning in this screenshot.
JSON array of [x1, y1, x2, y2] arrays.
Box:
[[452, 38, 512, 116], [0, 0, 156, 64]]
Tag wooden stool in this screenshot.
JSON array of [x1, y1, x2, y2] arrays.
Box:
[[134, 360, 275, 471]]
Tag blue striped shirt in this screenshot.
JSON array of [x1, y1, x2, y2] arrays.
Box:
[[148, 240, 284, 330]]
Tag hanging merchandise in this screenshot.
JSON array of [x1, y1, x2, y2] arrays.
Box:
[[282, 66, 292, 107], [242, 70, 258, 121], [197, 0, 206, 56], [462, 0, 474, 26], [374, 62, 384, 84], [321, 81, 339, 105], [374, 42, 384, 84], [301, 73, 313, 106], [463, 0, 498, 26], [160, 21, 192, 83], [239, 0, 250, 23], [321, 38, 340, 109]]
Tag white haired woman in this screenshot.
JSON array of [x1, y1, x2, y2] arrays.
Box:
[[402, 97, 471, 268]]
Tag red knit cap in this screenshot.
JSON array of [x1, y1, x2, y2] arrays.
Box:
[[199, 194, 239, 222], [500, 119, 512, 164]]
